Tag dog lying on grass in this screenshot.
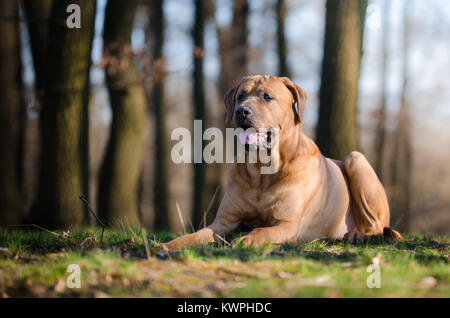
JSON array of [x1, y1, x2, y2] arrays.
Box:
[[165, 75, 403, 249]]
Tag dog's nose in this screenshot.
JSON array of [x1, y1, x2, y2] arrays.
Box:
[[235, 106, 252, 119]]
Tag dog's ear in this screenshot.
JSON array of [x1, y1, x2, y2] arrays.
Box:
[[280, 77, 307, 124], [224, 83, 239, 125]]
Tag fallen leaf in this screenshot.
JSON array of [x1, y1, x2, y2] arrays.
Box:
[[47, 252, 67, 259], [371, 253, 382, 266], [285, 275, 332, 288], [417, 276, 437, 289], [277, 271, 294, 279], [94, 291, 111, 298], [54, 279, 65, 293], [32, 286, 47, 297], [105, 274, 113, 285]]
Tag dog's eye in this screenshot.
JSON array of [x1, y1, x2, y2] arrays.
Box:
[[237, 93, 245, 103], [263, 92, 273, 101]]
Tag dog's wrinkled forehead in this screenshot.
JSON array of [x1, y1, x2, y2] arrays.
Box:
[[239, 75, 291, 99]]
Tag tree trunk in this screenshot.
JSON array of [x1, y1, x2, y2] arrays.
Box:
[[97, 0, 148, 227], [316, 0, 368, 160], [372, 0, 390, 181], [21, 0, 53, 220], [208, 0, 249, 226], [31, 0, 96, 228], [218, 0, 249, 95], [276, 0, 290, 78], [390, 2, 412, 232], [21, 0, 53, 107], [149, 0, 171, 231], [191, 0, 208, 228], [0, 0, 21, 225], [17, 11, 27, 219]]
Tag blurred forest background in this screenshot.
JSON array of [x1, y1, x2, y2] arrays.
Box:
[[0, 0, 449, 235]]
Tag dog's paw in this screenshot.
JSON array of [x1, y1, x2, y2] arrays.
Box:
[[233, 235, 253, 247], [233, 234, 264, 247], [162, 238, 187, 251], [160, 242, 175, 251], [343, 231, 368, 245]]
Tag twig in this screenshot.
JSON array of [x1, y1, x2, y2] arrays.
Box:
[[79, 194, 106, 242], [117, 219, 127, 236], [175, 201, 186, 234], [392, 213, 404, 229], [188, 219, 195, 233], [214, 233, 231, 247], [198, 185, 220, 229], [125, 216, 139, 243], [141, 228, 151, 260], [7, 224, 61, 237]]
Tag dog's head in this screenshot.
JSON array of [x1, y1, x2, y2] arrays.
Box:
[[224, 75, 307, 149]]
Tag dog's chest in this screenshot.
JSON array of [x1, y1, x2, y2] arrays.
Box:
[[230, 163, 307, 227], [238, 185, 300, 228], [240, 200, 277, 227]]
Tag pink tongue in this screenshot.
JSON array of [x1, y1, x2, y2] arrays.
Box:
[[239, 130, 262, 145]]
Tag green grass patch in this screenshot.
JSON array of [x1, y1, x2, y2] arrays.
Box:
[[0, 227, 448, 297]]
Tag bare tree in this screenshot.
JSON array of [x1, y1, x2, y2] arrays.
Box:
[[30, 0, 96, 227], [191, 0, 208, 227], [372, 0, 391, 181], [0, 0, 21, 225], [316, 0, 368, 160], [218, 0, 249, 96], [390, 1, 412, 232], [97, 0, 148, 227], [276, 0, 290, 78], [202, 0, 250, 225], [21, 0, 53, 108], [21, 0, 53, 219], [148, 0, 172, 231]]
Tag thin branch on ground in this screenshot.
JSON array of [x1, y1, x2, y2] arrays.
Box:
[[188, 219, 195, 233], [214, 233, 231, 247], [79, 194, 106, 242], [7, 224, 61, 237], [176, 201, 187, 234], [198, 185, 220, 229]]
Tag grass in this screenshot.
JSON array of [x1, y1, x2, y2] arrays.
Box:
[[0, 227, 448, 297]]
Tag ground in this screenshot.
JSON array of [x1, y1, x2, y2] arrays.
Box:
[[0, 227, 448, 297]]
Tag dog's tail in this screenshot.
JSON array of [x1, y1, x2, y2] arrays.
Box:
[[383, 227, 404, 242]]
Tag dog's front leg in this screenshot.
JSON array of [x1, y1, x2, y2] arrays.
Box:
[[162, 227, 219, 250], [234, 223, 298, 247]]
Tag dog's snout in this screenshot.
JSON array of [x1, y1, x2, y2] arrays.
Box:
[[235, 106, 252, 119]]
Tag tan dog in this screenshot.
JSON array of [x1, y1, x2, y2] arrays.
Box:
[[165, 75, 402, 249]]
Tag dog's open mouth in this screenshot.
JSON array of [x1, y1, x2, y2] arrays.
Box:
[[239, 125, 274, 149]]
